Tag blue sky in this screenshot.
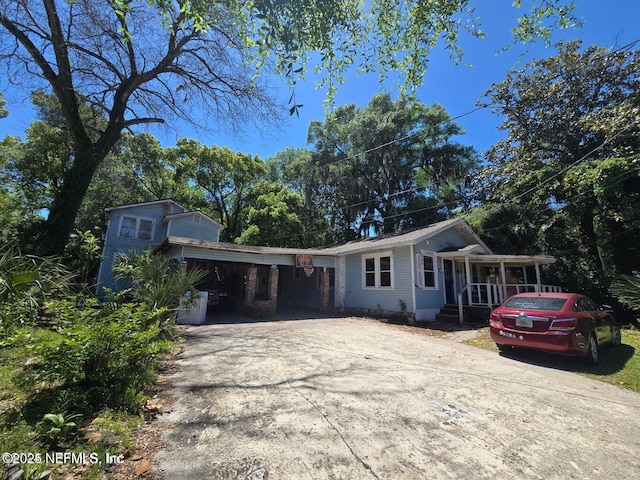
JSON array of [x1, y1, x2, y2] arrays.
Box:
[[1, 1, 639, 160]]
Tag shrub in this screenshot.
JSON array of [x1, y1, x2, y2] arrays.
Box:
[[24, 299, 174, 414]]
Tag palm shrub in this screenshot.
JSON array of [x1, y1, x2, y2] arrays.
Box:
[[0, 245, 72, 328], [610, 271, 640, 312], [112, 251, 206, 311]]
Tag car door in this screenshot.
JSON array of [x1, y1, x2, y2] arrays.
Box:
[[581, 297, 609, 344], [575, 297, 601, 343]]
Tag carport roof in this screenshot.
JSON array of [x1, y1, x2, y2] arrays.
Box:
[[155, 236, 339, 257]]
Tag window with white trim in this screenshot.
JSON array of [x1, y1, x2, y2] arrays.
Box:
[[416, 252, 437, 289], [119, 216, 155, 240], [362, 252, 393, 289]]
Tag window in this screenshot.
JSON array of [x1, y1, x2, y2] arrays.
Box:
[[422, 255, 435, 287], [416, 253, 437, 289], [138, 219, 153, 240], [362, 252, 393, 289], [575, 297, 598, 312], [505, 296, 567, 311], [118, 216, 154, 240], [119, 217, 137, 238]]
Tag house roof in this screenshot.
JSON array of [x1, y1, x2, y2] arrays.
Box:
[[323, 218, 493, 255], [156, 218, 494, 258], [105, 199, 188, 213], [162, 211, 225, 230]]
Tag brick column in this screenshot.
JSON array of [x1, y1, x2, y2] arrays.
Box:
[[319, 268, 330, 312], [268, 265, 279, 314], [245, 264, 257, 305]]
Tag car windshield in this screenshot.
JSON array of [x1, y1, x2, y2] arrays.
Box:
[[503, 297, 567, 311]]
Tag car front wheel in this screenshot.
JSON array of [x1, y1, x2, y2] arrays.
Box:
[[585, 334, 599, 365]]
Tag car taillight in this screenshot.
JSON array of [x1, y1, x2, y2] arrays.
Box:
[[489, 313, 501, 323], [549, 318, 577, 331]]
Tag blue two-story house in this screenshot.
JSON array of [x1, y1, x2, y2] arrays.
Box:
[[97, 199, 559, 322]]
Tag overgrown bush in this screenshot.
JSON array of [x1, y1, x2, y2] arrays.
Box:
[[23, 298, 174, 414]]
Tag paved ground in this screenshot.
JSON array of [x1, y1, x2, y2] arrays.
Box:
[[152, 317, 640, 479]]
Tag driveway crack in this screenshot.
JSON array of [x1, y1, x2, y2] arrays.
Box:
[[288, 381, 381, 480]]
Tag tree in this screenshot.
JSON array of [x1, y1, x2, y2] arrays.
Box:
[[76, 132, 207, 234], [0, 92, 7, 118], [266, 147, 316, 208], [473, 41, 640, 295], [171, 140, 265, 242], [0, 0, 578, 255], [0, 0, 276, 254], [307, 94, 476, 238], [237, 181, 330, 248]]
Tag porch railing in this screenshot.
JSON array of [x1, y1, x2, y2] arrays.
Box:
[[457, 283, 562, 324]]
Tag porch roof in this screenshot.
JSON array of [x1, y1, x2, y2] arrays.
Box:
[[438, 246, 556, 265]]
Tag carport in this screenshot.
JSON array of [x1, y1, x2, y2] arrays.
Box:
[[156, 236, 337, 316]]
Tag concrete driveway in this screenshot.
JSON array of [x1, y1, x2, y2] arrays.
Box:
[[153, 317, 640, 479]]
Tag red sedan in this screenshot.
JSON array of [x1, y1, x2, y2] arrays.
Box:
[[489, 292, 621, 364]]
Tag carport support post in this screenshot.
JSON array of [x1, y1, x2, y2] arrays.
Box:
[[245, 264, 257, 304], [269, 265, 279, 303], [319, 268, 330, 312]]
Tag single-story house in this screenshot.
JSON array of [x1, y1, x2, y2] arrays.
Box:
[[96, 199, 560, 322]]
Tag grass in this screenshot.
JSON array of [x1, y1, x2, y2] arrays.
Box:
[[464, 327, 640, 393]]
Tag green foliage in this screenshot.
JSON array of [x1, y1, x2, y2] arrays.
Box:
[[237, 180, 329, 247], [38, 412, 82, 443], [64, 230, 103, 291], [23, 298, 174, 413], [112, 250, 207, 312], [473, 41, 640, 299], [305, 93, 476, 238], [0, 0, 578, 255], [0, 92, 7, 118], [235, 0, 578, 102], [171, 139, 266, 241], [0, 245, 72, 328], [610, 272, 640, 312]]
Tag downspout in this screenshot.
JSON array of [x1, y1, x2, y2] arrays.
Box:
[[410, 244, 417, 322]]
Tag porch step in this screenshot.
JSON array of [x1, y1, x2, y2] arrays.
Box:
[[436, 304, 492, 324], [434, 313, 460, 323]]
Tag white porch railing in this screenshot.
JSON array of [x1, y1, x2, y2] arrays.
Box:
[[457, 283, 562, 324]]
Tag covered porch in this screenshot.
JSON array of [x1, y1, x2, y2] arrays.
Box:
[[437, 249, 560, 323]]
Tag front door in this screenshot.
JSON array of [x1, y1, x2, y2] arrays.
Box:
[[443, 259, 455, 304]]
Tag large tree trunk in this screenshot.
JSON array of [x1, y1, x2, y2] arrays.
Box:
[[32, 149, 100, 256]]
